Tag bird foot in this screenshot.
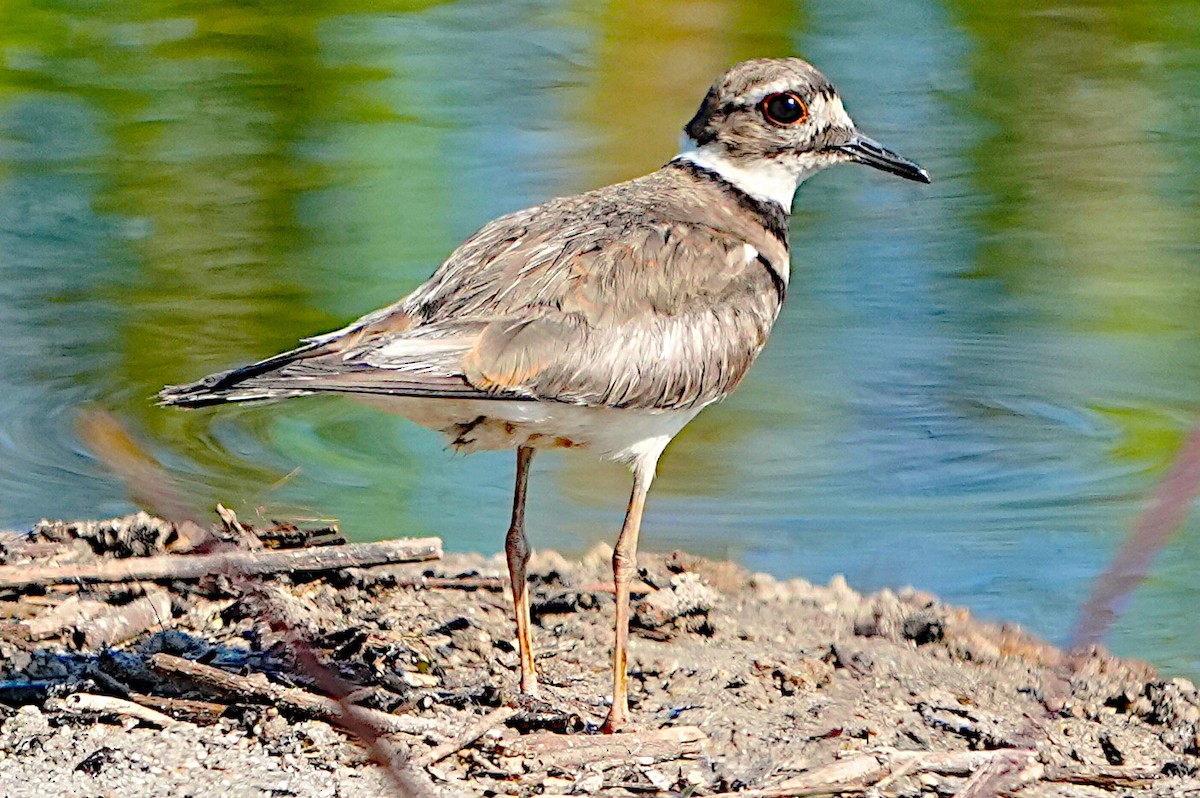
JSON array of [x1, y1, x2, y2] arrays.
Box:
[[599, 711, 632, 734]]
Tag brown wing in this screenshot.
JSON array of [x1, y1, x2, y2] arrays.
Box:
[[450, 228, 781, 408], [365, 211, 781, 408], [160, 170, 786, 410]]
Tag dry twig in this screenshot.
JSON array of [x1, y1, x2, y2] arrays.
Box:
[[126, 692, 229, 725], [77, 588, 173, 649], [497, 726, 706, 769], [699, 748, 1159, 798], [0, 537, 442, 589], [955, 750, 1041, 798], [150, 653, 447, 739], [55, 692, 180, 728], [412, 705, 517, 768], [19, 595, 108, 641]]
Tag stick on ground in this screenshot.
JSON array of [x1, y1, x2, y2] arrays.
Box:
[[498, 726, 707, 769], [55, 692, 180, 728], [0, 537, 442, 589], [126, 692, 230, 726], [412, 705, 517, 768], [150, 653, 448, 739], [77, 589, 174, 649], [20, 595, 109, 641]]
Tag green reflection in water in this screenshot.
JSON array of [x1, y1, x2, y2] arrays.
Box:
[[955, 0, 1200, 334], [949, 0, 1200, 668]]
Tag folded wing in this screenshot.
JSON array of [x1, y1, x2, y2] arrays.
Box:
[[160, 179, 784, 411]]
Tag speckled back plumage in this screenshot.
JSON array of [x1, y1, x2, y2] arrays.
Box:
[[161, 162, 790, 411]]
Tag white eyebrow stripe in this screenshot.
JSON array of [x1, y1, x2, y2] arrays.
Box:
[[742, 80, 809, 105]]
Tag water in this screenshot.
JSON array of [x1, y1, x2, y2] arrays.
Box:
[[2, 0, 1198, 676]]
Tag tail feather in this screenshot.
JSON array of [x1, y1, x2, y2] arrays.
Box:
[[157, 381, 314, 408], [157, 342, 322, 408], [157, 342, 521, 408]]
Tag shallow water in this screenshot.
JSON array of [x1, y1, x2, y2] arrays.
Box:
[[2, 1, 1198, 675]]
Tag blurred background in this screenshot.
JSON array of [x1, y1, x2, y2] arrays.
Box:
[[1, 0, 1198, 676]]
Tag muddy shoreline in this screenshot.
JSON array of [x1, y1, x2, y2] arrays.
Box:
[[0, 514, 1197, 797]]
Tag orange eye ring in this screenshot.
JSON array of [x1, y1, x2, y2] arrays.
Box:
[[759, 91, 808, 126]]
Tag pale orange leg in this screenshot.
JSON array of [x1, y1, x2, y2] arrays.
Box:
[[601, 461, 654, 733], [505, 446, 539, 696]]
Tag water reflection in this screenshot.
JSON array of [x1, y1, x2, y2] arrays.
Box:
[[1, 0, 1197, 676]]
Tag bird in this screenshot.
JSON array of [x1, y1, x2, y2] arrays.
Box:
[[159, 57, 930, 732]]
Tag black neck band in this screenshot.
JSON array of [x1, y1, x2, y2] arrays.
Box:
[[669, 158, 791, 246]]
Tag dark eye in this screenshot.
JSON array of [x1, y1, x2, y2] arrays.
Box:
[[760, 92, 808, 126]]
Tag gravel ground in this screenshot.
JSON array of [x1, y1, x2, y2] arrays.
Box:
[[0, 706, 393, 797], [1, 536, 1198, 797]]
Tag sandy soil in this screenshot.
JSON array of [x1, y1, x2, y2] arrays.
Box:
[[0, 519, 1198, 797]]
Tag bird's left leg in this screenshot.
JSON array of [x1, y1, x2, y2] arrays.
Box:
[[505, 446, 539, 696]]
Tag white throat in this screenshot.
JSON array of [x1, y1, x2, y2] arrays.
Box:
[[674, 138, 820, 208]]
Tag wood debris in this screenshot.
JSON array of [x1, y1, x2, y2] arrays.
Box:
[[151, 653, 448, 739], [52, 692, 180, 728], [76, 588, 173, 649], [0, 536, 441, 589]]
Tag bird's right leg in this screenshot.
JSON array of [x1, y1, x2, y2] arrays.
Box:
[[506, 445, 538, 696], [601, 455, 655, 732]]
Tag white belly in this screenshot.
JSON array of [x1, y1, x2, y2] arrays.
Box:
[[358, 395, 703, 466]]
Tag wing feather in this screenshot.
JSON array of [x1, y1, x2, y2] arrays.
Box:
[[160, 168, 786, 410]]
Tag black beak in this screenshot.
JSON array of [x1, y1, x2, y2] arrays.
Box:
[[831, 132, 931, 184]]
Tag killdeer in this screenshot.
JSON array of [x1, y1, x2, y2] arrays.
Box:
[[160, 57, 929, 731]]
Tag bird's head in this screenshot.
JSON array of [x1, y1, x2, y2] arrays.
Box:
[[677, 57, 930, 207]]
